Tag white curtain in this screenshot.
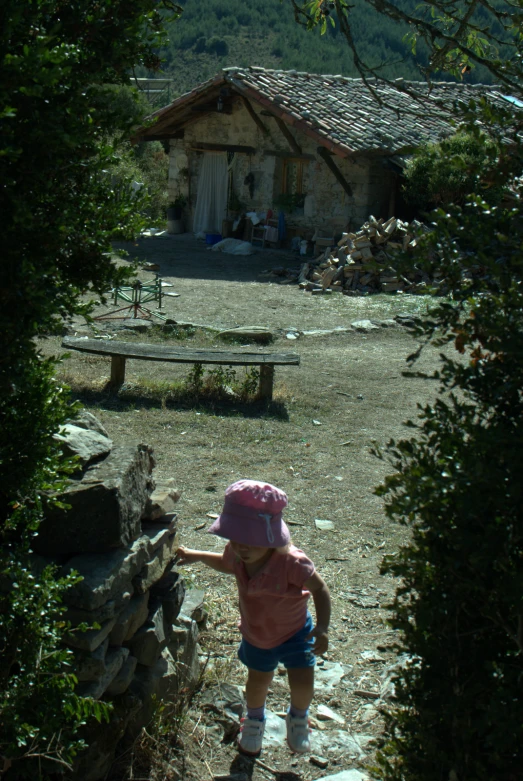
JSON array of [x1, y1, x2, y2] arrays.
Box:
[[193, 152, 228, 235]]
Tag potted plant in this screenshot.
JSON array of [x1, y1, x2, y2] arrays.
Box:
[[167, 194, 187, 220], [273, 192, 305, 213]]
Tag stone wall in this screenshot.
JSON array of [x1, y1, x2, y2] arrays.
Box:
[[31, 412, 201, 781], [168, 97, 397, 238]]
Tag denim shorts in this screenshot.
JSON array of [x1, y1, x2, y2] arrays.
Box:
[[238, 612, 316, 672]]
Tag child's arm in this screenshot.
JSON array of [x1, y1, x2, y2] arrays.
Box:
[[176, 545, 234, 574], [304, 572, 331, 655]]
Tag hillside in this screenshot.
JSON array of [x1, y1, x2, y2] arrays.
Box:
[[151, 0, 434, 97]]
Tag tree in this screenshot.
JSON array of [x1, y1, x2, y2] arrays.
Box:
[[290, 2, 523, 779], [402, 130, 503, 210], [0, 1, 180, 775]]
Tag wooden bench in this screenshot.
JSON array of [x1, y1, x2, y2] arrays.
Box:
[[62, 337, 300, 401]]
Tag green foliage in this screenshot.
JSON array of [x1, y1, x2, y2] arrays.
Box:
[[0, 556, 111, 777], [0, 0, 180, 774], [370, 121, 523, 780], [403, 130, 503, 210], [185, 363, 205, 395], [184, 364, 261, 400], [273, 192, 306, 212], [114, 139, 170, 225], [294, 2, 523, 780], [159, 0, 457, 94], [168, 193, 188, 209], [290, 0, 517, 84]]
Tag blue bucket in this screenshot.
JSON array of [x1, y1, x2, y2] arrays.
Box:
[[205, 233, 222, 246]]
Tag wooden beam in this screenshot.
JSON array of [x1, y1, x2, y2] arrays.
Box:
[[133, 129, 184, 143], [263, 150, 315, 160], [190, 105, 233, 114], [317, 146, 353, 196], [190, 143, 256, 154], [274, 116, 302, 155], [242, 97, 270, 136]]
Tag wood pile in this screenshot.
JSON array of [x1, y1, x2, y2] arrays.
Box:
[[300, 215, 431, 295]]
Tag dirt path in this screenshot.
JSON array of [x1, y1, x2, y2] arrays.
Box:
[[44, 234, 442, 780]]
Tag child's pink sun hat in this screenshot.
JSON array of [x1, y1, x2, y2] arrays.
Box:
[[208, 479, 290, 548]]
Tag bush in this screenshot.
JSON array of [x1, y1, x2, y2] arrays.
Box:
[[402, 130, 502, 211], [372, 163, 523, 781], [0, 0, 179, 774]]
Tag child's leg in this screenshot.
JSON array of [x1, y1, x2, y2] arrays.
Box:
[[238, 668, 274, 756], [245, 667, 274, 709], [287, 666, 314, 711], [286, 667, 314, 753]]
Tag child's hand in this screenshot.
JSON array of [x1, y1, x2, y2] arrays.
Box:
[[307, 625, 329, 655], [176, 546, 199, 566]]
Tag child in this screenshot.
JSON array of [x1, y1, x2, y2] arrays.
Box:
[[176, 479, 331, 756]]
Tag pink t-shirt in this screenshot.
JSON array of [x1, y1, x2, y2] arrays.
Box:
[[222, 542, 315, 649]]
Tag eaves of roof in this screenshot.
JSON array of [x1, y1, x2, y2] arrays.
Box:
[[133, 66, 509, 157]]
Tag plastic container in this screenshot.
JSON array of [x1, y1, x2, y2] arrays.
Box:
[[205, 232, 222, 245]]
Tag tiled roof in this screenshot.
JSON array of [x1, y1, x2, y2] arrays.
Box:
[[141, 66, 510, 156]]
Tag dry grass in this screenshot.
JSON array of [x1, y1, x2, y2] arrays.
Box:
[[37, 237, 448, 778]]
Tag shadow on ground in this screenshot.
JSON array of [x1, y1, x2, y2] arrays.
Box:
[[112, 233, 300, 284], [67, 384, 291, 421]]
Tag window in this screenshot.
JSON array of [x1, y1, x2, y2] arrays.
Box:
[[274, 157, 307, 211]]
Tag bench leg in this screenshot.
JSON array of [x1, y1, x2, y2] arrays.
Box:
[[258, 364, 274, 401], [110, 355, 126, 386]]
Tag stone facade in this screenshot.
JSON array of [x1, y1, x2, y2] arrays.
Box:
[[169, 97, 396, 238], [136, 67, 504, 243], [29, 419, 202, 781]]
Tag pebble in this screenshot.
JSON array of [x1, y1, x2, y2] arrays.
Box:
[[310, 755, 329, 769]]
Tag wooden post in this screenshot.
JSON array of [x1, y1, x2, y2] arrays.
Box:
[[258, 364, 275, 401], [110, 355, 126, 386]]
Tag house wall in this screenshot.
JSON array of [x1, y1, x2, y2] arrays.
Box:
[[168, 97, 396, 239]]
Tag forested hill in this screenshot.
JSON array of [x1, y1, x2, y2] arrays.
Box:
[[152, 0, 495, 98]]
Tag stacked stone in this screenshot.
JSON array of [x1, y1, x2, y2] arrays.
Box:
[[32, 411, 200, 781]]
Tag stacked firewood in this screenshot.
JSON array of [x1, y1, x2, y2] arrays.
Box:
[[299, 215, 432, 295]]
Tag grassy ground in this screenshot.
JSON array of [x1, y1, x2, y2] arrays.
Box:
[[38, 235, 446, 780]]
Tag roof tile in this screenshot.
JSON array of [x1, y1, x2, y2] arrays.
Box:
[[142, 66, 510, 154]]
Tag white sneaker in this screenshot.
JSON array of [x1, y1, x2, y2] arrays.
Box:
[[238, 717, 266, 756], [286, 711, 311, 753]]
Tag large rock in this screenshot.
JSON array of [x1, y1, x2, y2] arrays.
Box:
[[76, 647, 128, 699], [72, 638, 110, 682], [35, 443, 155, 556], [132, 526, 178, 595], [168, 616, 200, 690], [109, 591, 150, 646], [53, 424, 112, 467], [106, 655, 138, 696], [141, 480, 182, 522], [151, 570, 185, 626], [70, 410, 110, 438], [179, 588, 206, 625], [124, 657, 170, 741], [218, 326, 274, 344], [64, 591, 132, 628], [126, 603, 170, 667], [61, 524, 175, 610], [65, 616, 117, 652], [71, 692, 142, 781]]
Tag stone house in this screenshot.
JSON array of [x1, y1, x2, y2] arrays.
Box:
[[134, 66, 506, 241]]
